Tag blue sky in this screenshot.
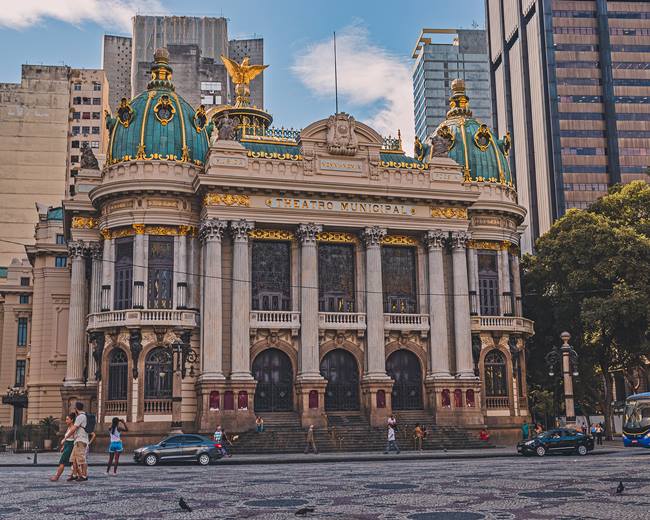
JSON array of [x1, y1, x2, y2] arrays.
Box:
[[0, 0, 485, 144]]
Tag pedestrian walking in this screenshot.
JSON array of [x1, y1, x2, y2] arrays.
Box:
[[50, 413, 76, 482], [221, 428, 234, 457], [384, 424, 400, 454], [106, 417, 128, 474], [304, 425, 318, 454], [213, 426, 228, 457], [596, 423, 604, 445], [521, 422, 529, 440], [256, 416, 264, 433], [388, 414, 397, 429], [479, 428, 490, 442], [62, 402, 91, 482], [414, 424, 424, 451]]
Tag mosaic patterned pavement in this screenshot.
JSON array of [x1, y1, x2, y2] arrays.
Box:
[[1, 451, 649, 520]]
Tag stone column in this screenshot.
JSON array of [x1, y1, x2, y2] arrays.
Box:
[[229, 219, 255, 381], [87, 243, 103, 383], [199, 218, 227, 380], [467, 247, 479, 315], [64, 241, 88, 387], [499, 246, 513, 315], [362, 226, 387, 378], [451, 231, 474, 378], [296, 223, 323, 378], [132, 224, 146, 309], [511, 253, 522, 316], [100, 234, 113, 311], [423, 230, 451, 378]]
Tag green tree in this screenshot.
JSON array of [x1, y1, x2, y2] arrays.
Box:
[[523, 181, 650, 438]]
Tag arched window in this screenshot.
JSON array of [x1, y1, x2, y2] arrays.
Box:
[[209, 391, 220, 410], [484, 350, 508, 397], [441, 389, 451, 408], [454, 389, 463, 408], [144, 348, 172, 399], [466, 389, 476, 407], [107, 349, 128, 401]]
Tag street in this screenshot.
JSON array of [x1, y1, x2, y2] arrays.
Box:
[[1, 450, 648, 519]]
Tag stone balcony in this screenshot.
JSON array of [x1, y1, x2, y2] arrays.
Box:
[[250, 310, 301, 336], [318, 312, 367, 337], [471, 315, 535, 336], [87, 309, 199, 330], [384, 313, 430, 337]]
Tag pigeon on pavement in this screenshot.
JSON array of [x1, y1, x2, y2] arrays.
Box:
[[616, 481, 624, 494], [179, 497, 192, 512], [295, 507, 315, 516]]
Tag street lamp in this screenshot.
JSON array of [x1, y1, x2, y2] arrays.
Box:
[[545, 331, 579, 427]]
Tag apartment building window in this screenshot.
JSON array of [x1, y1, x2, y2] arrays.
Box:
[[562, 147, 606, 156], [564, 183, 608, 191], [19, 295, 29, 304], [73, 83, 81, 91], [201, 81, 221, 91], [93, 83, 101, 91], [92, 127, 100, 135], [72, 112, 80, 120], [71, 126, 80, 135], [70, 155, 79, 163], [92, 98, 101, 105], [55, 256, 68, 268], [82, 112, 91, 119], [82, 97, 91, 105], [92, 112, 100, 120], [56, 234, 65, 244], [91, 141, 99, 149], [73, 96, 81, 104], [17, 318, 28, 346], [71, 140, 79, 149], [81, 126, 90, 135], [20, 277, 29, 287], [15, 360, 26, 387]]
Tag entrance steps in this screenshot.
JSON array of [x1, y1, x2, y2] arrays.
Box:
[[230, 410, 493, 454]]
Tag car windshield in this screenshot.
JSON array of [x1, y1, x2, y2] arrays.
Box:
[[624, 400, 650, 431]]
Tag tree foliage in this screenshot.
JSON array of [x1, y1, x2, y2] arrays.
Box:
[[522, 181, 650, 436]]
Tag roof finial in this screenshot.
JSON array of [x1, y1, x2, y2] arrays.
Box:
[[148, 48, 174, 90], [447, 78, 472, 118]]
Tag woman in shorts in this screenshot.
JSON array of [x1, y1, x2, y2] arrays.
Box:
[[106, 417, 128, 475], [50, 413, 76, 481]]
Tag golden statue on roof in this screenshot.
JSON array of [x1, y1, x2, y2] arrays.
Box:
[[220, 55, 269, 107]]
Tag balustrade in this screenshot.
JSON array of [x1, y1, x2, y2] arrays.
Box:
[[249, 310, 300, 336], [144, 399, 172, 414], [485, 396, 510, 409], [87, 309, 198, 329], [104, 400, 127, 414], [383, 313, 430, 337]]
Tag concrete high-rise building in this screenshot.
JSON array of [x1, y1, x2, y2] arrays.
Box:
[[229, 38, 264, 109], [0, 66, 70, 265], [412, 28, 492, 142], [102, 35, 132, 110], [486, 0, 650, 252]]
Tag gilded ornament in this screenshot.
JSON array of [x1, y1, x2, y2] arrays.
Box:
[[71, 216, 98, 229], [100, 228, 112, 240], [247, 150, 302, 161], [132, 224, 146, 235], [381, 235, 418, 246], [502, 132, 511, 157], [474, 124, 492, 152], [193, 104, 208, 133], [178, 225, 197, 237], [145, 226, 178, 236], [436, 124, 455, 151], [316, 231, 357, 244], [430, 207, 468, 220], [467, 240, 500, 251], [248, 229, 294, 241], [203, 193, 251, 207], [221, 56, 269, 107], [153, 94, 175, 126], [116, 98, 134, 128], [111, 227, 136, 239]]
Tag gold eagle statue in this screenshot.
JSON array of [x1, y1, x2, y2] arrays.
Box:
[[220, 55, 269, 107]]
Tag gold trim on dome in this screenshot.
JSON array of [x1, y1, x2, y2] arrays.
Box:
[[193, 104, 208, 133], [381, 235, 418, 246], [490, 137, 506, 183], [459, 119, 471, 181], [316, 231, 357, 244], [116, 98, 134, 128], [204, 193, 251, 207], [430, 207, 468, 219], [503, 132, 511, 157], [248, 229, 294, 241], [71, 216, 98, 229], [474, 124, 492, 152], [171, 92, 188, 161], [436, 125, 455, 151], [153, 94, 176, 126]]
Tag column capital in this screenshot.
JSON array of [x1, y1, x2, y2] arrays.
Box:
[[450, 230, 471, 250], [296, 223, 322, 245], [199, 217, 228, 243], [87, 241, 103, 260], [68, 240, 86, 258], [423, 230, 447, 250], [229, 219, 254, 242], [361, 226, 386, 248]]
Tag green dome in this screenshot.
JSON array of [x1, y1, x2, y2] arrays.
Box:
[[433, 79, 512, 186], [106, 48, 209, 166]]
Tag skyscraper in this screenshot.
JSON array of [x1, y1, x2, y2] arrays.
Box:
[[486, 0, 650, 251], [412, 28, 492, 142]]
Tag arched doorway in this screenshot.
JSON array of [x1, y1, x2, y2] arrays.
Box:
[[252, 348, 293, 412], [320, 349, 359, 411], [386, 350, 423, 410]]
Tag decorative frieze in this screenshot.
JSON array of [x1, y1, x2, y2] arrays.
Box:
[[430, 206, 468, 220], [100, 224, 198, 240], [248, 229, 295, 241], [468, 240, 518, 254], [71, 216, 98, 229], [381, 235, 418, 246], [204, 193, 251, 207], [316, 231, 357, 244]]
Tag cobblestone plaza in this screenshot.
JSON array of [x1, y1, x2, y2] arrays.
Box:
[[0, 451, 647, 519]]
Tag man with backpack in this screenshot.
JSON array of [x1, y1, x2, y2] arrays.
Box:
[[62, 402, 95, 482]]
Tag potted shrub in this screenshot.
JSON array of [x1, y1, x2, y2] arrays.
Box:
[[40, 416, 59, 450]]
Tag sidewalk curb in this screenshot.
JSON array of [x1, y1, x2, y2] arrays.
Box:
[[0, 449, 619, 467]]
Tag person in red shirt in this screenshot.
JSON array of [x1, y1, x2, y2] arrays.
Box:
[[479, 428, 490, 441]]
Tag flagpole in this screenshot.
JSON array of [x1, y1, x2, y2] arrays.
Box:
[[334, 31, 339, 114]]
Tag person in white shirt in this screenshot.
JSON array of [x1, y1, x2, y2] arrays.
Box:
[[384, 425, 400, 454], [62, 402, 89, 481]]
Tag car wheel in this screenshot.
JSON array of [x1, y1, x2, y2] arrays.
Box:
[[197, 453, 211, 466], [536, 446, 546, 457], [577, 445, 588, 456], [144, 453, 159, 466]]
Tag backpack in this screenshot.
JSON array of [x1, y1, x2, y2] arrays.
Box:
[[83, 413, 96, 434]]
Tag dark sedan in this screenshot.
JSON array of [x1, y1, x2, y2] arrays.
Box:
[[517, 428, 595, 457], [134, 434, 224, 466]]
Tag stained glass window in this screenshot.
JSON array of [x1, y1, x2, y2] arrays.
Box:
[[148, 236, 174, 309], [381, 246, 417, 313], [251, 241, 291, 311], [114, 237, 133, 310], [318, 243, 355, 312]]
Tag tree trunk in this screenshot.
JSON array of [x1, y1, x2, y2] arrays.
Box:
[[600, 364, 615, 441]]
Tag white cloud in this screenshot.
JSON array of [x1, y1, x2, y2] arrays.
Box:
[[0, 0, 166, 32], [292, 24, 415, 154]]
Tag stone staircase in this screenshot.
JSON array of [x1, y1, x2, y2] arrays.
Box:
[[229, 410, 494, 454]]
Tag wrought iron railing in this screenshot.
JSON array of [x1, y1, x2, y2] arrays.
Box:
[[381, 134, 403, 152], [485, 396, 510, 409], [241, 124, 301, 141]]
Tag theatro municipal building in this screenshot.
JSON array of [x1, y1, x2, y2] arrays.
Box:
[[0, 49, 534, 445]]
